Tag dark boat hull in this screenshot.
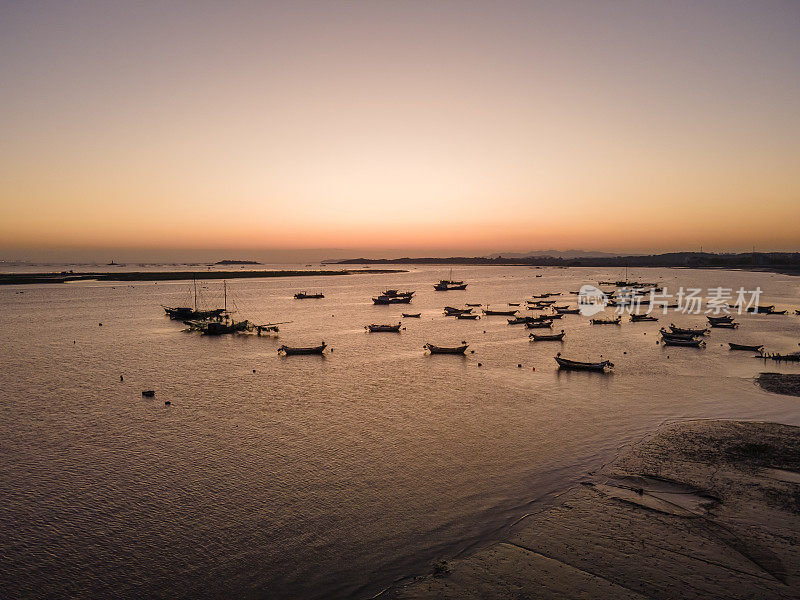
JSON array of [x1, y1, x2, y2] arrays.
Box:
[[424, 343, 468, 354], [278, 343, 327, 355]]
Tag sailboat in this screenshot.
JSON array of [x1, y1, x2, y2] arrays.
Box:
[[434, 269, 468, 291], [164, 278, 227, 320]]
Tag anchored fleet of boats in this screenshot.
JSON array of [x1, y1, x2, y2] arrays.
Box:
[[162, 272, 800, 367]]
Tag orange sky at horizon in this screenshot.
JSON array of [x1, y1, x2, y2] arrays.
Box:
[[2, 1, 799, 257]]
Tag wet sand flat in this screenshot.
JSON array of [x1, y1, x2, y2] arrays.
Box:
[[395, 420, 800, 599]]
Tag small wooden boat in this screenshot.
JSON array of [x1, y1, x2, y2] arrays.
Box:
[[669, 325, 708, 335], [366, 323, 401, 332], [444, 306, 473, 315], [728, 342, 763, 352], [630, 314, 658, 322], [525, 320, 554, 329], [659, 328, 699, 340], [707, 315, 733, 324], [508, 302, 521, 306], [555, 353, 613, 372], [294, 291, 324, 299], [141, 390, 155, 397], [795, 309, 800, 315], [553, 306, 580, 314], [590, 316, 621, 325], [402, 313, 421, 318], [661, 336, 705, 347], [203, 320, 251, 335], [466, 303, 482, 307], [373, 295, 412, 304], [278, 342, 327, 355], [745, 305, 775, 313], [382, 289, 415, 298], [530, 330, 565, 341], [710, 321, 738, 328], [483, 308, 518, 316], [424, 342, 469, 354], [456, 313, 480, 320], [546, 313, 563, 319], [507, 316, 529, 325], [434, 280, 468, 291]]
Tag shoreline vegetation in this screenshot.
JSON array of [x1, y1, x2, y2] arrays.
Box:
[[393, 419, 800, 599], [331, 251, 800, 275], [0, 269, 406, 285]]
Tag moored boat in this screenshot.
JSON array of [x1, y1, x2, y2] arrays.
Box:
[[630, 314, 658, 322], [456, 313, 480, 320], [554, 353, 613, 371], [707, 315, 734, 324], [373, 295, 412, 304], [424, 342, 469, 354], [434, 280, 467, 291], [366, 323, 402, 332], [444, 306, 473, 315], [669, 324, 708, 335], [278, 342, 327, 355], [294, 291, 324, 299], [710, 321, 738, 328], [402, 313, 421, 318], [661, 336, 705, 347], [590, 316, 621, 325], [728, 342, 764, 352], [530, 330, 565, 341], [525, 320, 554, 329], [483, 308, 518, 316]]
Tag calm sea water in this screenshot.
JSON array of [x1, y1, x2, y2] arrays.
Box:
[[2, 265, 799, 599]]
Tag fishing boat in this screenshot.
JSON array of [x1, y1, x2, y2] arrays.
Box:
[[554, 307, 580, 314], [710, 321, 738, 329], [507, 316, 530, 325], [278, 342, 327, 355], [434, 281, 468, 291], [669, 324, 708, 335], [483, 308, 518, 316], [707, 315, 733, 324], [465, 303, 482, 307], [508, 302, 521, 306], [545, 313, 563, 319], [659, 328, 700, 340], [795, 310, 800, 315], [456, 314, 479, 320], [366, 323, 401, 332], [529, 330, 565, 342], [424, 342, 469, 354], [660, 336, 705, 347], [525, 320, 554, 329], [402, 313, 421, 318], [444, 306, 473, 315], [294, 291, 324, 299], [164, 278, 227, 320], [745, 305, 775, 313], [630, 314, 658, 322], [728, 342, 764, 352], [382, 289, 415, 298], [590, 316, 621, 325], [202, 320, 251, 335], [372, 295, 412, 304], [555, 353, 613, 372]]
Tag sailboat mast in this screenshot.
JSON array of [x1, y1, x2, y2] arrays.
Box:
[[224, 281, 227, 312], [193, 277, 197, 311]]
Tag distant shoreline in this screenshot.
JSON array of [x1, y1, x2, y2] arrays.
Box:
[[0, 269, 407, 285]]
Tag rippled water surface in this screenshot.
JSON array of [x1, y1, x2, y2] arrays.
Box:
[[2, 265, 800, 599]]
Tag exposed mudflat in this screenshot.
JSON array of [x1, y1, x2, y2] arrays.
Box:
[[394, 420, 800, 599], [757, 372, 800, 397]]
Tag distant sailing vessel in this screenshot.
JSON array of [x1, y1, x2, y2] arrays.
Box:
[[434, 270, 467, 291], [163, 278, 227, 321]]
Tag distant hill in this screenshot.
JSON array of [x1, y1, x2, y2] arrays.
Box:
[[487, 249, 622, 259], [331, 252, 800, 273], [214, 259, 262, 265]]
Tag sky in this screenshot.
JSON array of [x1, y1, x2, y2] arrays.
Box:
[[1, 0, 799, 261]]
